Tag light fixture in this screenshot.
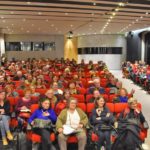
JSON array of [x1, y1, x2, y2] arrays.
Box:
[[67, 31, 73, 39]]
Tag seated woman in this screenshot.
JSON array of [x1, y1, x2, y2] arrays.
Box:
[[89, 89, 100, 103], [0, 90, 13, 146], [56, 97, 88, 150], [35, 78, 46, 89], [16, 89, 33, 128], [55, 90, 71, 115], [68, 81, 80, 95], [5, 85, 19, 98], [112, 97, 147, 150], [90, 96, 114, 150], [28, 97, 57, 150], [113, 88, 134, 103]]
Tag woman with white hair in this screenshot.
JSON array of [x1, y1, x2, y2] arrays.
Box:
[[112, 97, 148, 150], [56, 97, 88, 150]]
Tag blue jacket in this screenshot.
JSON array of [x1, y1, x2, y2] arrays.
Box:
[[28, 108, 57, 124]]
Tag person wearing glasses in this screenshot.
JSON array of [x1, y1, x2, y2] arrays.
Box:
[[56, 97, 88, 150]]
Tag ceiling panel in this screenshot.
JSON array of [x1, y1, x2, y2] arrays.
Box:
[[0, 0, 149, 35]]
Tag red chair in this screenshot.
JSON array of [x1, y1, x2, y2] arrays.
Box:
[[86, 103, 95, 116], [35, 89, 47, 95], [28, 104, 56, 143], [16, 89, 24, 97], [109, 94, 117, 103], [86, 94, 93, 103], [77, 88, 86, 95], [77, 103, 86, 112], [72, 94, 85, 103]]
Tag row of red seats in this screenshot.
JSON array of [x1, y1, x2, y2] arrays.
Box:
[[26, 102, 147, 144]]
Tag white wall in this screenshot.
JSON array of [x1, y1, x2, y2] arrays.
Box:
[[5, 34, 64, 60], [78, 34, 126, 70], [0, 34, 5, 55]]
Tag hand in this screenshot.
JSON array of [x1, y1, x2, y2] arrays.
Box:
[[106, 113, 110, 117], [43, 112, 50, 116], [96, 117, 101, 120], [58, 128, 63, 134], [31, 121, 34, 126], [131, 89, 135, 95], [78, 123, 83, 128], [0, 109, 5, 114], [21, 106, 27, 110]]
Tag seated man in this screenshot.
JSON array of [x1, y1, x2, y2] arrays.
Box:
[[56, 97, 88, 150], [88, 78, 105, 94]]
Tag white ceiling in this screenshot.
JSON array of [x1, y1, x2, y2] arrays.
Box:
[[0, 0, 150, 36]]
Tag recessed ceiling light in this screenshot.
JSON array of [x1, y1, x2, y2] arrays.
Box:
[[91, 13, 94, 16], [11, 24, 14, 26], [23, 18, 26, 22], [1, 16, 4, 19], [136, 19, 138, 22], [112, 12, 116, 16], [93, 2, 96, 6], [27, 1, 31, 4], [110, 16, 113, 19], [55, 28, 58, 31], [115, 8, 119, 12], [46, 19, 49, 22], [27, 30, 30, 33], [2, 20, 6, 23], [70, 24, 73, 27], [38, 12, 42, 15], [140, 16, 143, 19], [146, 12, 149, 15], [118, 2, 125, 7], [31, 24, 34, 26], [38, 28, 41, 31], [51, 24, 54, 27], [65, 12, 68, 15], [10, 11, 14, 14]]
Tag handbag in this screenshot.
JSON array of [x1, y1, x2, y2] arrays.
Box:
[[32, 119, 52, 129]]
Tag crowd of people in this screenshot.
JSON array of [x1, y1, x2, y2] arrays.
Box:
[[122, 61, 150, 93], [0, 58, 148, 150]]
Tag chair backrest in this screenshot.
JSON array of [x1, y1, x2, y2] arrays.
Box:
[[35, 89, 47, 95], [30, 104, 39, 114], [114, 103, 128, 114], [77, 103, 86, 112], [86, 94, 93, 103], [106, 103, 115, 113], [109, 94, 117, 103], [77, 88, 86, 95], [86, 103, 95, 116], [72, 94, 85, 103]]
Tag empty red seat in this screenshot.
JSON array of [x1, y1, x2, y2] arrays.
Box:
[[72, 94, 85, 103]]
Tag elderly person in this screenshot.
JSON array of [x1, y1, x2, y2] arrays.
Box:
[[28, 97, 57, 150], [90, 96, 114, 150], [44, 89, 58, 109], [0, 90, 13, 146], [88, 78, 105, 94], [113, 97, 147, 150], [56, 97, 88, 150]]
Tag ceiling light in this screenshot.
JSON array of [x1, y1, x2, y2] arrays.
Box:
[[23, 18, 26, 22], [136, 19, 138, 22], [38, 28, 41, 31], [51, 24, 54, 27], [11, 24, 14, 26], [115, 8, 119, 12], [38, 12, 42, 15], [31, 24, 34, 26], [27, 30, 30, 33], [93, 2, 96, 6], [27, 1, 31, 4], [1, 16, 4, 19], [67, 31, 73, 39], [110, 16, 113, 19], [10, 11, 14, 14], [112, 12, 116, 16], [2, 20, 6, 23], [146, 12, 149, 15], [118, 2, 125, 7], [70, 24, 73, 27], [46, 19, 49, 22], [65, 12, 68, 15]]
